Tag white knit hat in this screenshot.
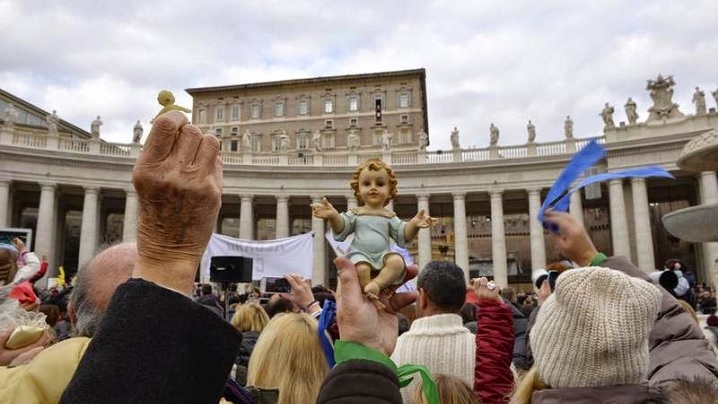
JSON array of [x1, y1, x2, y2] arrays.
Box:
[[530, 267, 662, 389]]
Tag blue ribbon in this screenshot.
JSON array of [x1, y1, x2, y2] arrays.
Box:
[[538, 140, 674, 233], [318, 299, 336, 367]]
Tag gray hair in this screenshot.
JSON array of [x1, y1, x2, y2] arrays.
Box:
[[69, 261, 103, 338]]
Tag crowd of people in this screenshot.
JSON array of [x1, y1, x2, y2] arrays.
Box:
[[1, 110, 718, 403]]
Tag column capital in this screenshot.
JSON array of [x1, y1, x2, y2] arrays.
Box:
[[416, 193, 430, 200], [0, 179, 10, 186], [700, 171, 717, 179], [609, 178, 623, 186], [240, 194, 254, 203], [310, 195, 324, 203], [451, 192, 466, 200], [83, 186, 100, 194], [490, 189, 503, 198], [630, 177, 646, 185], [276, 195, 289, 203], [527, 188, 542, 196], [39, 181, 56, 191], [124, 188, 137, 197]]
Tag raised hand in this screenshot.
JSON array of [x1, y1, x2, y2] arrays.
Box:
[[543, 210, 598, 267], [472, 277, 502, 304], [132, 111, 222, 295], [311, 197, 338, 220], [412, 209, 438, 228]]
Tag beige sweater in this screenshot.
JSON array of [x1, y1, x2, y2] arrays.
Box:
[[391, 313, 475, 403]]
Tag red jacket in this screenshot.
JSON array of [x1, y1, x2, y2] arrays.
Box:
[[475, 300, 514, 404]]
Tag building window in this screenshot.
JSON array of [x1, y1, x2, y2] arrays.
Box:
[[324, 99, 334, 114], [322, 133, 335, 149], [231, 106, 240, 121], [230, 140, 238, 151], [348, 96, 359, 112], [297, 132, 309, 150], [231, 127, 238, 136], [298, 100, 309, 116], [274, 102, 285, 117], [198, 108, 207, 124], [349, 118, 358, 127], [215, 106, 224, 121], [272, 135, 282, 151], [400, 128, 411, 144], [398, 92, 410, 108], [250, 104, 261, 119], [400, 114, 409, 124], [215, 128, 223, 137], [373, 129, 383, 145], [325, 119, 333, 129], [251, 135, 261, 152]]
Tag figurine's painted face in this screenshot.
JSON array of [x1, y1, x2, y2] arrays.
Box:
[[358, 167, 390, 208]]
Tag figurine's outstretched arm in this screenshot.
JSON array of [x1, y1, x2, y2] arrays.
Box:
[[404, 208, 437, 241], [311, 197, 344, 234]]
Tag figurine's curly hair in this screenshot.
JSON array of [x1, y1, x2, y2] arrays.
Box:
[[350, 158, 398, 206]]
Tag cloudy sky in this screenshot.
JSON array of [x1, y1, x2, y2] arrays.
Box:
[[1, 0, 716, 149]]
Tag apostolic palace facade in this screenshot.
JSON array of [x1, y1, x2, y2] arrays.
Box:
[[1, 69, 716, 289]]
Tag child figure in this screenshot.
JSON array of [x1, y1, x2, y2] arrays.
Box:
[[151, 90, 192, 123], [312, 158, 436, 299]]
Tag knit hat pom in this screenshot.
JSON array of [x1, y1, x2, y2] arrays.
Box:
[[530, 267, 662, 389]]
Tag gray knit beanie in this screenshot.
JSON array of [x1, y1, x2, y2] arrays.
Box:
[[530, 267, 662, 389]]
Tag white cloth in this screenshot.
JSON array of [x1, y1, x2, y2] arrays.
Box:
[[13, 252, 40, 283], [391, 313, 475, 403]]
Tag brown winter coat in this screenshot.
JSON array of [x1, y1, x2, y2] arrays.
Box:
[[530, 384, 664, 404]]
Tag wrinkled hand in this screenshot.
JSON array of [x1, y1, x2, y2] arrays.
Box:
[[311, 197, 338, 220], [472, 277, 502, 304], [280, 273, 315, 309], [0, 329, 51, 366], [544, 210, 598, 267], [412, 209, 438, 228], [132, 111, 222, 295], [335, 257, 417, 356], [536, 280, 552, 306]]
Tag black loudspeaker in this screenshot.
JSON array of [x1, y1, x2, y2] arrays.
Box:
[[209, 256, 253, 283]]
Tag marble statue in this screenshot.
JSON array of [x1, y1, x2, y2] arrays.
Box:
[[418, 129, 429, 150], [382, 129, 393, 152], [46, 110, 59, 137], [278, 133, 290, 152], [3, 103, 18, 130], [133, 120, 143, 143], [450, 126, 460, 149], [712, 89, 718, 109], [151, 90, 191, 123], [489, 123, 499, 146], [242, 130, 252, 151], [526, 120, 536, 143], [624, 98, 639, 125], [313, 130, 322, 152], [564, 115, 574, 139], [646, 74, 683, 121], [693, 87, 707, 115], [310, 158, 436, 302], [91, 115, 103, 139], [600, 103, 615, 129], [347, 130, 360, 151]]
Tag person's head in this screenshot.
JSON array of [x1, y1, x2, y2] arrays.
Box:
[[231, 303, 269, 333], [500, 287, 517, 303], [413, 373, 476, 404], [416, 261, 466, 318], [458, 303, 476, 324], [157, 89, 175, 106], [68, 243, 136, 337], [350, 158, 398, 207], [527, 267, 662, 391], [39, 304, 61, 327], [201, 284, 213, 296], [265, 295, 296, 318], [247, 313, 328, 404], [397, 313, 410, 336], [661, 376, 718, 404], [0, 245, 18, 285]]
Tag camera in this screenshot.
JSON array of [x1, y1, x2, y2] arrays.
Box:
[[260, 277, 291, 294]]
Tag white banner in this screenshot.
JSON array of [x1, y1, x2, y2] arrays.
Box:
[[201, 232, 314, 281]]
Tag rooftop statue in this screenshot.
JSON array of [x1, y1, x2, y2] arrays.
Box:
[[600, 103, 615, 129], [646, 74, 684, 122], [3, 103, 18, 130], [624, 98, 639, 125], [693, 87, 707, 116], [242, 130, 252, 151], [382, 129, 393, 152], [91, 115, 103, 139], [151, 90, 191, 123], [489, 123, 499, 146], [564, 116, 574, 139], [348, 130, 360, 151], [712, 89, 718, 109], [451, 126, 460, 149], [277, 132, 290, 152], [46, 110, 59, 137], [418, 129, 429, 150], [527, 120, 536, 143], [313, 130, 322, 152], [133, 120, 143, 143]]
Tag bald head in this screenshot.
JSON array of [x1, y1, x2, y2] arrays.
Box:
[[70, 243, 136, 337]]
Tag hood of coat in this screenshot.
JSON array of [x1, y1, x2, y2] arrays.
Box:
[[530, 384, 663, 404]]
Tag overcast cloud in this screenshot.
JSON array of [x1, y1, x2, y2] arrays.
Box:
[[1, 0, 716, 149]]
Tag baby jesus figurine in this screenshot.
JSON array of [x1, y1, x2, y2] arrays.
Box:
[[312, 158, 437, 300], [151, 90, 192, 124]]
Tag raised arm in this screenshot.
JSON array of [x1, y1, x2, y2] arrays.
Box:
[[404, 209, 437, 242], [311, 197, 345, 235]]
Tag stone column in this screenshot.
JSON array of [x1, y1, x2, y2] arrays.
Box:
[[239, 195, 254, 240], [699, 171, 718, 278], [609, 179, 631, 258], [311, 196, 326, 285], [528, 189, 547, 272], [0, 180, 9, 228], [276, 195, 290, 239], [122, 189, 138, 242], [490, 190, 508, 288], [631, 178, 655, 271], [452, 193, 469, 281], [34, 183, 56, 267], [417, 194, 432, 271], [78, 187, 100, 269], [570, 190, 584, 226], [346, 195, 358, 210]]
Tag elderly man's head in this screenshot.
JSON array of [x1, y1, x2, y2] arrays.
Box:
[[69, 243, 136, 337]]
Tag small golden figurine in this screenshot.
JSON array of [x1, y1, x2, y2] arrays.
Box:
[[151, 90, 191, 123]]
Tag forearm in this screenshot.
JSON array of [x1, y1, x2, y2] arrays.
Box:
[[475, 301, 514, 404], [327, 213, 344, 235], [403, 220, 420, 242]]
